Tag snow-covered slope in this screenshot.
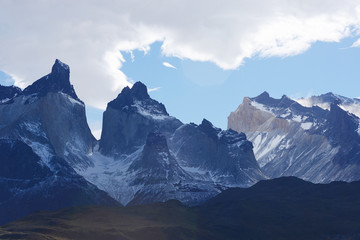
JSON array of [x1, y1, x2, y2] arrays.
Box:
[[79, 82, 265, 205], [228, 92, 360, 183]]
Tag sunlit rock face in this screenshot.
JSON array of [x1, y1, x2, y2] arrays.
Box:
[[228, 92, 360, 183]]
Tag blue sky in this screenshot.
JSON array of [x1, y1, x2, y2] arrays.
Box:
[[108, 38, 360, 130]]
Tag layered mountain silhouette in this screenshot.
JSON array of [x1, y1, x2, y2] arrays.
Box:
[[0, 60, 264, 224], [2, 59, 360, 228]]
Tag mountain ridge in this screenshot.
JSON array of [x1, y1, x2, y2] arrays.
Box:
[[228, 91, 360, 183]]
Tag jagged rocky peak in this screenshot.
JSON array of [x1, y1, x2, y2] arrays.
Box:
[[0, 85, 21, 102], [251, 91, 272, 103], [107, 81, 167, 115], [131, 81, 150, 100], [198, 118, 221, 138], [316, 92, 347, 104], [0, 59, 94, 169], [21, 59, 80, 101], [109, 81, 150, 105], [100, 81, 182, 156], [251, 91, 295, 109], [257, 91, 270, 99]]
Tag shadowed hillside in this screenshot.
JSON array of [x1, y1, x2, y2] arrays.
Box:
[[1, 177, 360, 240]]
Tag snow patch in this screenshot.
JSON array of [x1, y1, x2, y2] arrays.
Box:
[[251, 133, 286, 166], [78, 148, 143, 205], [300, 122, 313, 130], [280, 112, 291, 118], [340, 104, 360, 118], [0, 98, 10, 103], [134, 101, 169, 120], [251, 101, 276, 115], [292, 115, 302, 122], [20, 122, 47, 138], [61, 92, 84, 106], [22, 139, 54, 168], [159, 152, 170, 165]]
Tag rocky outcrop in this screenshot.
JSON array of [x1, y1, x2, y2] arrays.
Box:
[[22, 59, 80, 102]]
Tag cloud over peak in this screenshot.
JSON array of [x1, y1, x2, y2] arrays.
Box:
[[1, 0, 360, 109]]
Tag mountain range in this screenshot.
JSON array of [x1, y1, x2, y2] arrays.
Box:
[[0, 60, 263, 223], [1, 59, 360, 228]]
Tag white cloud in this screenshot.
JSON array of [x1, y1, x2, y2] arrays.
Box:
[[148, 87, 161, 92], [92, 129, 102, 140], [1, 0, 360, 109], [163, 62, 177, 69]]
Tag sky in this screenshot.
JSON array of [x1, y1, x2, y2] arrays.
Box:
[[1, 0, 360, 138]]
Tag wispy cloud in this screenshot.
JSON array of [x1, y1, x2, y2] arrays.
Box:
[[148, 87, 161, 92], [351, 38, 360, 48], [163, 62, 177, 69]]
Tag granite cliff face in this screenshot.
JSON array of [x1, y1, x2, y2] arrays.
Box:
[[0, 59, 95, 169], [0, 60, 117, 224], [99, 81, 182, 156], [80, 82, 265, 205], [228, 92, 360, 183]]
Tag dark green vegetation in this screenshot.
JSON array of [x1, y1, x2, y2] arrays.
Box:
[[2, 177, 360, 240]]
